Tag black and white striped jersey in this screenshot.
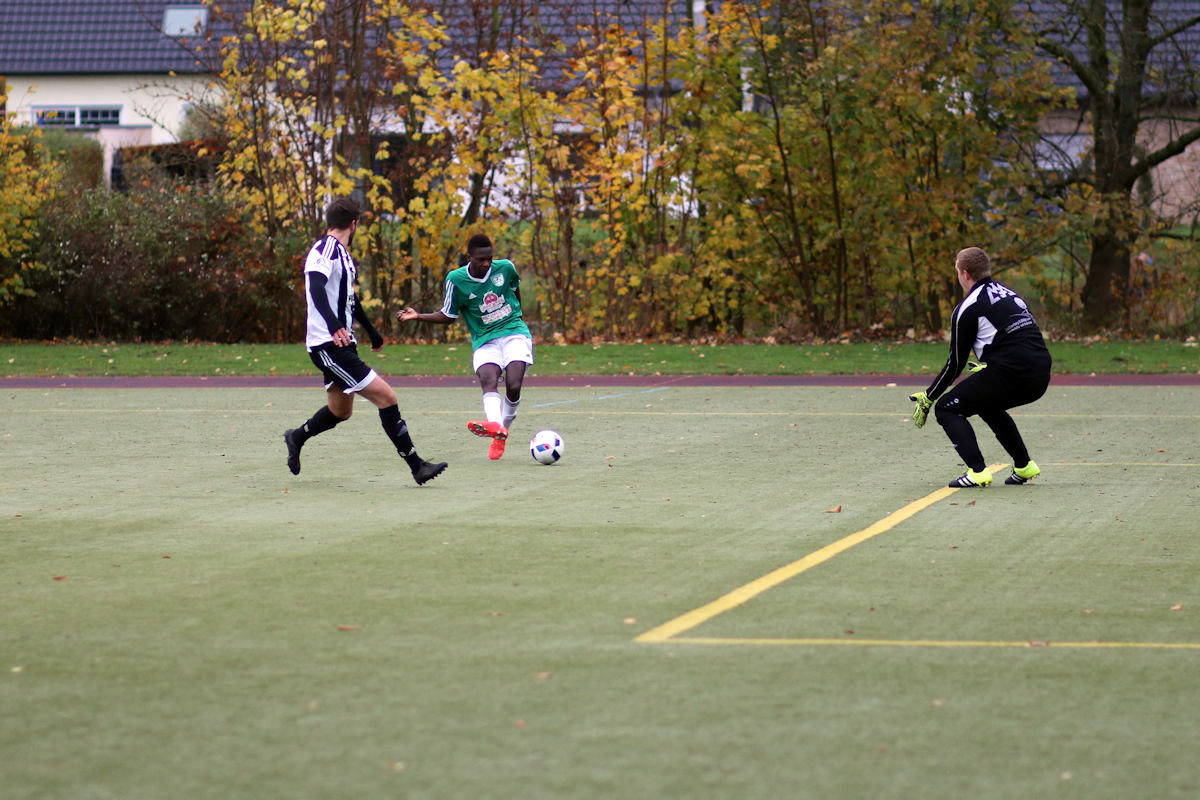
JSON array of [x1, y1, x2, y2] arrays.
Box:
[[304, 234, 357, 350]]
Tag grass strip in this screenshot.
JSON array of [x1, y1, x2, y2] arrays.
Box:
[[2, 339, 1198, 377]]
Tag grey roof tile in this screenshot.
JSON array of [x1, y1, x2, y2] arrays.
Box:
[[0, 0, 695, 77], [1023, 0, 1200, 98], [0, 0, 236, 75], [9, 0, 1190, 97]]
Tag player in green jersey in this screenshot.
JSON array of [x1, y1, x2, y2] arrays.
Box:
[[398, 233, 534, 460]]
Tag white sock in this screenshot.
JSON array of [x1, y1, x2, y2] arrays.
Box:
[[482, 392, 502, 425], [501, 396, 520, 429]]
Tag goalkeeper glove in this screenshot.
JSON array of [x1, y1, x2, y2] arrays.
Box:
[[967, 354, 986, 373], [908, 390, 932, 429]]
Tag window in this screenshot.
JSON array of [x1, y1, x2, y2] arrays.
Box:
[[36, 106, 121, 128], [36, 107, 78, 126], [79, 108, 121, 126], [163, 6, 209, 37]]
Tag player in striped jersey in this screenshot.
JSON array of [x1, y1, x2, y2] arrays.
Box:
[[909, 247, 1051, 488], [283, 197, 446, 485]]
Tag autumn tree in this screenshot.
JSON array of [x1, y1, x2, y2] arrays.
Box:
[[682, 0, 1058, 336], [186, 0, 1073, 341], [1027, 0, 1200, 330], [0, 102, 57, 308], [195, 0, 464, 339]]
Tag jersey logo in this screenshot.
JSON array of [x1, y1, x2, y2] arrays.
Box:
[[479, 291, 512, 324], [986, 284, 1015, 304], [480, 291, 504, 312], [491, 274, 505, 287]]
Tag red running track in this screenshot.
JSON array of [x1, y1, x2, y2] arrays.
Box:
[[3, 373, 1199, 389]]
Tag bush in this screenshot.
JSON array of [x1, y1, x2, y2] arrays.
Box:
[[2, 180, 305, 342], [38, 129, 104, 191]]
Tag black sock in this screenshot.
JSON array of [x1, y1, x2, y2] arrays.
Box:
[[379, 405, 423, 470], [297, 406, 342, 444]]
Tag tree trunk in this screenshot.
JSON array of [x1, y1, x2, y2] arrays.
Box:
[[1081, 229, 1130, 329]]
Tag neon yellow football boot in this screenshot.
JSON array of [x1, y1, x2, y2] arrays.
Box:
[[949, 468, 993, 488], [1005, 461, 1041, 485]]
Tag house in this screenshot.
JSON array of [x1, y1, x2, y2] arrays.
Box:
[[0, 0, 701, 187], [0, 0, 233, 184], [7, 1, 1194, 215]]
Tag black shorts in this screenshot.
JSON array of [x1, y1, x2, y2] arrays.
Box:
[[308, 344, 378, 393], [935, 366, 1050, 418]]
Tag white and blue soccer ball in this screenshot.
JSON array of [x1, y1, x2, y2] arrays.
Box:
[[530, 429, 564, 465]]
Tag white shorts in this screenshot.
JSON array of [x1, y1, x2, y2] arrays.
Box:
[[473, 334, 534, 372]]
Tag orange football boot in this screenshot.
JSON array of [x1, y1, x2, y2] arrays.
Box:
[[488, 435, 507, 460], [467, 420, 507, 439]]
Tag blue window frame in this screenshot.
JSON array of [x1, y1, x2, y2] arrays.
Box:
[[36, 106, 121, 127]]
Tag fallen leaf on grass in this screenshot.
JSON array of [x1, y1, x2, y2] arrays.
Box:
[[337, 624, 360, 632], [623, 617, 637, 625], [515, 719, 527, 730], [52, 576, 66, 581], [825, 505, 842, 513], [1170, 604, 1184, 612]]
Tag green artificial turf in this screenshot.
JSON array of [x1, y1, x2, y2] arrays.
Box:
[[2, 384, 1198, 798], [1, 338, 1198, 377]]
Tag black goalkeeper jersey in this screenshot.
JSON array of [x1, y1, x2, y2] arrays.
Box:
[[926, 278, 1051, 400]]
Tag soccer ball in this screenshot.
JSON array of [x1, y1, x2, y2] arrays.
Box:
[[530, 429, 564, 465]]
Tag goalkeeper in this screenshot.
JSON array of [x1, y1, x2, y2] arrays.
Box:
[[909, 247, 1052, 488]]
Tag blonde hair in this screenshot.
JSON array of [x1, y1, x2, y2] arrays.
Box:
[[955, 247, 992, 281]]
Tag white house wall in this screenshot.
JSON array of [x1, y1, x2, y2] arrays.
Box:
[[5, 74, 208, 143], [5, 73, 210, 185]]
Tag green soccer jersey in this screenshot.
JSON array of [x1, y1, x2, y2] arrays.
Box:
[[439, 259, 531, 347]]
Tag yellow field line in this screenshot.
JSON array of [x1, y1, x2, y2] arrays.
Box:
[[635, 468, 1007, 644], [1044, 462, 1200, 467], [669, 637, 1200, 651], [637, 462, 1200, 650]]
